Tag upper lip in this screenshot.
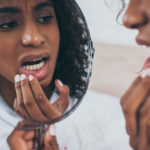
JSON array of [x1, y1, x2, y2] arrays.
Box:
[[19, 52, 50, 66], [136, 35, 150, 47]]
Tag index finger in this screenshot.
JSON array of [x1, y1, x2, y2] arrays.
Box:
[[29, 75, 61, 120], [122, 76, 150, 136], [120, 76, 141, 105], [53, 80, 70, 114]]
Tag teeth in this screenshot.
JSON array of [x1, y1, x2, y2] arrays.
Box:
[[23, 60, 45, 71]]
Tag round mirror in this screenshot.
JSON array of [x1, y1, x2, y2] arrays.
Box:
[[0, 0, 94, 149]]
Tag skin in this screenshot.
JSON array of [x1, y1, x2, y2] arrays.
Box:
[[7, 122, 59, 150], [121, 0, 150, 149], [0, 0, 70, 122], [0, 0, 70, 149]]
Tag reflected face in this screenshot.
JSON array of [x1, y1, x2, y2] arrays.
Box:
[[123, 0, 150, 47], [0, 0, 60, 87]]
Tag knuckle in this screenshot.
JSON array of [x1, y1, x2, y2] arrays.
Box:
[[24, 100, 34, 107], [18, 102, 24, 108], [36, 94, 44, 104], [21, 80, 28, 87], [15, 83, 21, 89], [139, 107, 147, 117], [122, 103, 134, 116]]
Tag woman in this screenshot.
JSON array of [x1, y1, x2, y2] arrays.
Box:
[[0, 0, 93, 149], [121, 0, 150, 150]]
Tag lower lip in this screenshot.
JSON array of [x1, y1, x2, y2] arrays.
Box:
[[19, 60, 50, 80], [143, 57, 150, 70]]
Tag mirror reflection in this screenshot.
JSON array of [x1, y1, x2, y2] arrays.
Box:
[[0, 0, 94, 149]]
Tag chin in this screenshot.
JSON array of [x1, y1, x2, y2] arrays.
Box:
[[39, 76, 52, 87]]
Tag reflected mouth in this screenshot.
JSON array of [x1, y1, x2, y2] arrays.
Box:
[[22, 57, 48, 71], [19, 53, 50, 80]]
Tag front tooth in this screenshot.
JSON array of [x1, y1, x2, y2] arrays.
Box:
[[27, 65, 30, 70], [29, 65, 33, 70], [40, 62, 43, 68], [33, 64, 37, 70], [38, 64, 40, 69]]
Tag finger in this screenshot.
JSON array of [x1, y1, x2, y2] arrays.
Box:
[[26, 141, 33, 150], [122, 75, 150, 136], [14, 75, 30, 120], [7, 126, 28, 150], [120, 76, 141, 105], [137, 94, 150, 150], [20, 74, 47, 122], [129, 136, 137, 150], [44, 124, 59, 150], [53, 80, 70, 114], [29, 75, 61, 119], [147, 121, 150, 150], [24, 130, 35, 141]]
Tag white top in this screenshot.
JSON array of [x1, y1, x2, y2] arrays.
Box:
[[0, 90, 132, 150]]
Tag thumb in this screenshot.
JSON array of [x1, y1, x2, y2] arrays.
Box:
[[44, 124, 59, 150]]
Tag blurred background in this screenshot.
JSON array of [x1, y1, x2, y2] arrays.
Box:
[[76, 0, 150, 97]]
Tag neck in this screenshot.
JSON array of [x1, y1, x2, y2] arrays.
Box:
[[0, 76, 16, 108]]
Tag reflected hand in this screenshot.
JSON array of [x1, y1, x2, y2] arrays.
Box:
[[121, 73, 150, 150], [7, 122, 61, 150], [14, 74, 69, 123], [7, 122, 35, 150]]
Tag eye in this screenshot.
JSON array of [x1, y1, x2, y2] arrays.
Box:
[[0, 21, 18, 31], [36, 15, 53, 24]]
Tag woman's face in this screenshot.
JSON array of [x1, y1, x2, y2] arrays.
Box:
[[0, 0, 60, 87], [123, 0, 150, 47]]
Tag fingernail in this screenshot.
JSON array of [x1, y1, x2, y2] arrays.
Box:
[[15, 74, 20, 82], [49, 124, 56, 136], [58, 79, 63, 87], [29, 75, 33, 81], [141, 69, 150, 78], [21, 74, 26, 81]]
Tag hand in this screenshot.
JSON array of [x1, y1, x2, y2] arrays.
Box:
[[121, 71, 150, 150], [14, 74, 70, 123], [7, 122, 62, 150], [7, 122, 35, 150]]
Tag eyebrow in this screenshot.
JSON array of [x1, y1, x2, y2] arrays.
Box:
[[34, 2, 53, 11], [0, 7, 21, 14], [0, 2, 53, 14]]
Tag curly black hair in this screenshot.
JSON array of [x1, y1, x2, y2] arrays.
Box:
[[51, 0, 94, 100]]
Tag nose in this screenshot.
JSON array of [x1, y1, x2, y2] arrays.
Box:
[[21, 23, 45, 48], [123, 1, 148, 29]]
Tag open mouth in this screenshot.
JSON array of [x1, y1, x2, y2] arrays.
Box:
[[22, 57, 48, 71], [19, 53, 51, 80]]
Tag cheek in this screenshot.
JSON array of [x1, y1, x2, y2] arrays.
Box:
[[0, 39, 17, 82], [46, 24, 60, 64]]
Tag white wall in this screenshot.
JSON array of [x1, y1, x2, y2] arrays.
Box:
[[76, 0, 138, 46]]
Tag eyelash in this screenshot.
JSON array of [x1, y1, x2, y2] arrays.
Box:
[[0, 21, 18, 31], [0, 15, 53, 31]]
